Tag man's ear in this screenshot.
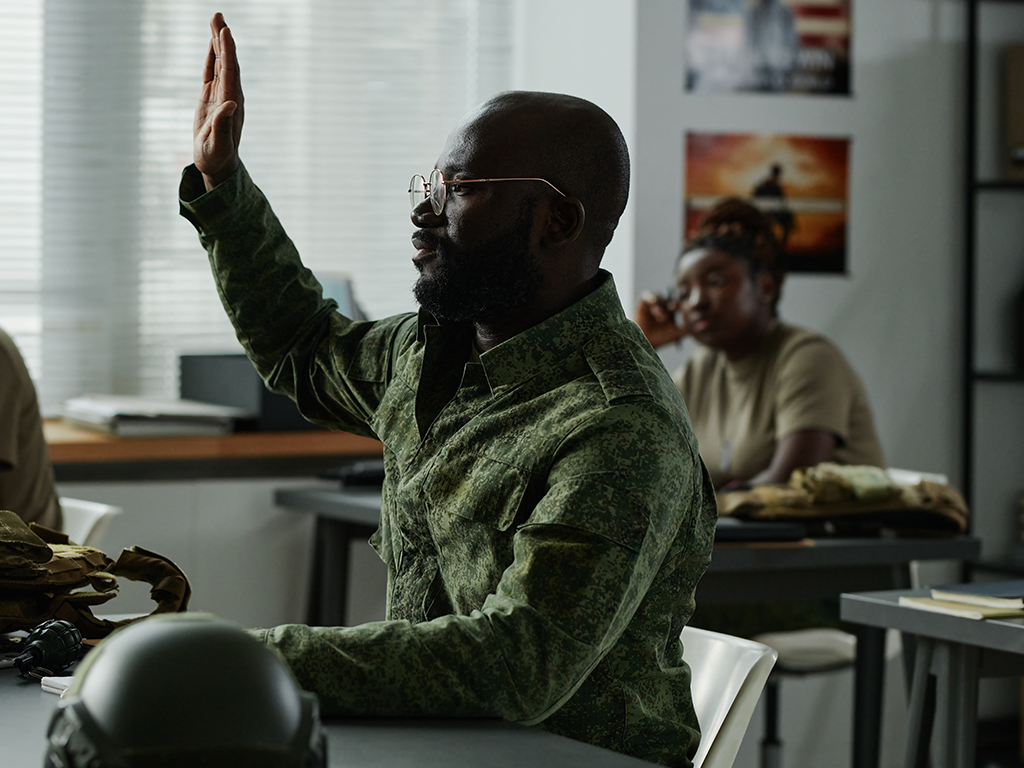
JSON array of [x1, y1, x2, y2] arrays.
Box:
[[541, 197, 586, 247]]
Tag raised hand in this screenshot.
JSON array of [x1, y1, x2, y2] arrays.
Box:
[[193, 13, 244, 191], [634, 291, 689, 349]]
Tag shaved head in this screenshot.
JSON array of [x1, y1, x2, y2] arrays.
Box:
[[453, 91, 630, 256]]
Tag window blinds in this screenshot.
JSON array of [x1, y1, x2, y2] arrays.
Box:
[[0, 0, 513, 410], [0, 2, 44, 377]]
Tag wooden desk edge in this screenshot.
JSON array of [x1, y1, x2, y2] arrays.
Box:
[[45, 419, 383, 464]]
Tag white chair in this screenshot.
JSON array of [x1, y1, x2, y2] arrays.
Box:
[[60, 497, 123, 549], [682, 625, 778, 768]]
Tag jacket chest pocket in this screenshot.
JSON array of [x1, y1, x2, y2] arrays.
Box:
[[424, 451, 533, 532]]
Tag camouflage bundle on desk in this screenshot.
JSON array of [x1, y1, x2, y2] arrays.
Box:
[[0, 509, 191, 640], [717, 463, 970, 536]]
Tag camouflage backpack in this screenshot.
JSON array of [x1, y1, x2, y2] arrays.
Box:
[[0, 509, 191, 642]]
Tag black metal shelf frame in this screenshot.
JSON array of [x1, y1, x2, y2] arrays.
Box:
[[964, 0, 1024, 513], [974, 371, 1024, 382]]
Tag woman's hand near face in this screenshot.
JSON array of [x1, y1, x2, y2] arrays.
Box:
[[634, 291, 689, 349]]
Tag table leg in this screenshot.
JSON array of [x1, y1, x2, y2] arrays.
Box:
[[853, 625, 886, 768], [307, 518, 352, 627], [904, 637, 934, 768], [933, 641, 980, 768], [306, 517, 324, 624]]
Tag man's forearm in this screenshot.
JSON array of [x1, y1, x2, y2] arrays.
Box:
[[179, 163, 333, 373]]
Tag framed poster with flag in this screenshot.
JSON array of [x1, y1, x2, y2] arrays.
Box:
[[685, 0, 852, 95]]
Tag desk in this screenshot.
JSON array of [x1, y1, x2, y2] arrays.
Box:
[[0, 668, 656, 768], [701, 539, 979, 768], [45, 419, 382, 482], [275, 484, 982, 768], [841, 589, 1024, 768]]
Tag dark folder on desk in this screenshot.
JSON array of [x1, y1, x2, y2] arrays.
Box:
[[714, 518, 807, 543]]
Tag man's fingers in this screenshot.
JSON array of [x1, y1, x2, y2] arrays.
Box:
[[195, 13, 241, 188], [216, 25, 240, 102], [210, 13, 225, 56], [202, 37, 216, 87]]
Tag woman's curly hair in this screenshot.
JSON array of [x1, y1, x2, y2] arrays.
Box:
[[679, 197, 786, 311], [684, 197, 785, 284]]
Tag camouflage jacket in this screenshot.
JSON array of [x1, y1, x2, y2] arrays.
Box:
[[179, 163, 717, 767]]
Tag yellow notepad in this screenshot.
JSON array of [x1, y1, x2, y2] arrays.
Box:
[[930, 580, 1024, 610], [898, 596, 1024, 620]]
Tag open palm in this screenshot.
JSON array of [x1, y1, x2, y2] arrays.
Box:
[[193, 13, 244, 191]]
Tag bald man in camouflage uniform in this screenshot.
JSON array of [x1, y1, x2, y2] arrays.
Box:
[[180, 14, 716, 768]]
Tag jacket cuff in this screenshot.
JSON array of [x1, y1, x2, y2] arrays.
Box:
[[177, 162, 253, 233]]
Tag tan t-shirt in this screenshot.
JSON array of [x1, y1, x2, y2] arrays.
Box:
[[0, 328, 61, 529], [673, 322, 885, 489]]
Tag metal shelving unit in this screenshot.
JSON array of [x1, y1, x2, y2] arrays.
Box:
[[963, 0, 1024, 515]]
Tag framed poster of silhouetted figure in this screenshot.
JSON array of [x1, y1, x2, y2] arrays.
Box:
[[685, 131, 851, 274]]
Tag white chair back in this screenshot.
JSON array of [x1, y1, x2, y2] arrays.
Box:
[[682, 625, 778, 768], [60, 497, 123, 549]]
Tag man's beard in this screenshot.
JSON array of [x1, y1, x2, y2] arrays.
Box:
[[412, 202, 543, 324]]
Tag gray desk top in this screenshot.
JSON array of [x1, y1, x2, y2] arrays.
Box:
[[0, 667, 656, 768], [708, 535, 980, 572], [275, 484, 982, 573], [840, 589, 1024, 655], [278, 484, 981, 606]]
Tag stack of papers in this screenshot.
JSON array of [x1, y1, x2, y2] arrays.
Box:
[[40, 676, 73, 696], [899, 579, 1024, 620], [62, 394, 252, 438]]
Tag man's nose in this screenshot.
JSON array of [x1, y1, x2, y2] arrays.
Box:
[[410, 198, 443, 227]]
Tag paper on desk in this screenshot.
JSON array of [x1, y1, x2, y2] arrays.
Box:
[[41, 676, 74, 696], [61, 394, 252, 437], [62, 394, 250, 420]]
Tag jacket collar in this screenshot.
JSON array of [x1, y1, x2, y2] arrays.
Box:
[[414, 270, 626, 395]]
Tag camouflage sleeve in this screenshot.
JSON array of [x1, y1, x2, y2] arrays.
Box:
[[250, 400, 710, 723], [178, 163, 416, 435]]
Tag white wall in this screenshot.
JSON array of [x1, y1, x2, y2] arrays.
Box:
[[511, 0, 638, 303]]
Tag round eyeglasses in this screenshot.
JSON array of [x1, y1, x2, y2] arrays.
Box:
[[409, 169, 567, 216]]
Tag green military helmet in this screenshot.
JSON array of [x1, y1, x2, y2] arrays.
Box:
[[43, 614, 326, 768]]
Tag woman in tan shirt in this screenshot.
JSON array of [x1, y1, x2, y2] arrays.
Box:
[[635, 197, 884, 490], [635, 198, 885, 635], [0, 327, 61, 530]]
